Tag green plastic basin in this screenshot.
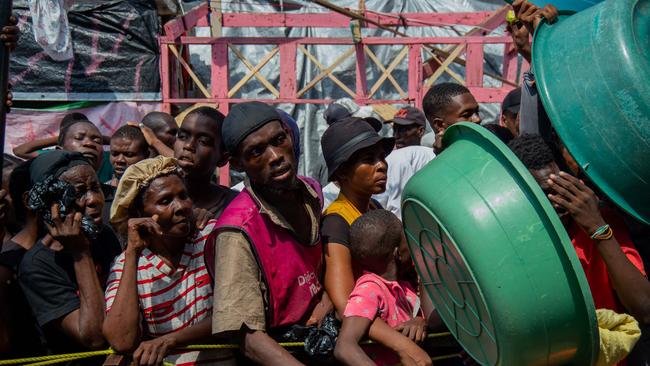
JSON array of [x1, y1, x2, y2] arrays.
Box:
[[401, 123, 598, 366], [532, 0, 650, 224]]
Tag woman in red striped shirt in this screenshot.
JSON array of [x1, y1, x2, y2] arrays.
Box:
[[102, 156, 234, 366]]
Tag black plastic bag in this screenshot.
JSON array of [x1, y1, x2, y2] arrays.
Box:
[[27, 175, 100, 239], [282, 313, 340, 357]]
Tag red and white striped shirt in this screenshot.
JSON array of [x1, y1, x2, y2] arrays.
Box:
[[105, 220, 233, 365]]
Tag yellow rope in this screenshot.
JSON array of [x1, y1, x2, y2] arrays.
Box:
[[0, 350, 114, 365], [1, 332, 454, 365], [25, 356, 87, 366]]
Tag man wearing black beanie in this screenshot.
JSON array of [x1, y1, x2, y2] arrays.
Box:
[[208, 102, 331, 365]]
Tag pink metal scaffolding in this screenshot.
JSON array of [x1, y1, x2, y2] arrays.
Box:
[[159, 3, 523, 184]]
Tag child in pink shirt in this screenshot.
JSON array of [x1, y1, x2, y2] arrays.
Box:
[[334, 210, 431, 366]]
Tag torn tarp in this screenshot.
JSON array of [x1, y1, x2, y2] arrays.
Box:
[[10, 0, 161, 101]]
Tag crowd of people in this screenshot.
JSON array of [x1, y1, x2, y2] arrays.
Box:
[[0, 0, 648, 365]]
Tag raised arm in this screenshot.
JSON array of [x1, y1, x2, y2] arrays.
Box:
[[48, 208, 106, 349], [128, 122, 174, 157], [13, 136, 58, 159], [103, 217, 161, 352], [549, 172, 650, 324]]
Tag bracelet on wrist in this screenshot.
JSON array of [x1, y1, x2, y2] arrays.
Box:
[[590, 224, 613, 241]]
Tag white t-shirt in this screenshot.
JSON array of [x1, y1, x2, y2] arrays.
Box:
[[322, 182, 341, 211], [374, 146, 435, 219]]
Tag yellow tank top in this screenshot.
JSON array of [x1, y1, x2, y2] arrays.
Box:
[[323, 193, 362, 225]]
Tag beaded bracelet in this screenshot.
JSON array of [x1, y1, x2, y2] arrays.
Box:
[[591, 224, 613, 241]]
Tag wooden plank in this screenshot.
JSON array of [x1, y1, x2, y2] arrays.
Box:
[[168, 44, 211, 98], [209, 0, 222, 37], [296, 46, 356, 98], [465, 43, 484, 87], [228, 46, 280, 98], [423, 46, 467, 87], [211, 43, 229, 99], [501, 41, 519, 86], [408, 45, 423, 108], [364, 46, 406, 98], [221, 12, 494, 28], [103, 354, 128, 366], [163, 3, 210, 39], [368, 46, 409, 98], [279, 42, 298, 99]]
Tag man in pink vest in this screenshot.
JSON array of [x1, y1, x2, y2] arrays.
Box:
[[210, 102, 331, 365]]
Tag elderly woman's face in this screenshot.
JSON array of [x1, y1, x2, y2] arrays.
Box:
[[141, 174, 193, 238], [58, 165, 105, 226]]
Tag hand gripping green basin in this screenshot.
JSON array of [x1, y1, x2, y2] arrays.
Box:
[[532, 0, 650, 225], [401, 123, 598, 366]]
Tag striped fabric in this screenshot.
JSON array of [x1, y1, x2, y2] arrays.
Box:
[[105, 220, 234, 365]]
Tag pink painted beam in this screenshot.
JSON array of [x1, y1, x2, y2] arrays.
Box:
[[167, 36, 513, 45], [465, 43, 484, 87], [355, 44, 368, 100], [468, 87, 512, 103], [501, 41, 519, 87], [211, 43, 229, 99], [160, 39, 171, 101], [279, 42, 298, 99], [221, 11, 494, 28], [408, 44, 423, 108], [163, 3, 209, 40]]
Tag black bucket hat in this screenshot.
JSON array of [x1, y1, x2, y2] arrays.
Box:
[[321, 117, 394, 181]]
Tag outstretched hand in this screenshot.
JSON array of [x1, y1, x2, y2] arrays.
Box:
[[547, 171, 605, 234], [511, 0, 558, 34], [128, 121, 159, 147]]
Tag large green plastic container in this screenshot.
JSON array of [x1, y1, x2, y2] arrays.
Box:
[[402, 123, 598, 366], [532, 0, 650, 225]]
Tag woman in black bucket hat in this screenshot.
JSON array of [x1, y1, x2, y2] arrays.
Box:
[[320, 117, 394, 317]]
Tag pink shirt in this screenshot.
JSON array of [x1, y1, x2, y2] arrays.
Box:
[[344, 272, 421, 327]]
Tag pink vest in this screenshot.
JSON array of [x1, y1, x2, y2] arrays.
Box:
[[208, 177, 324, 329]]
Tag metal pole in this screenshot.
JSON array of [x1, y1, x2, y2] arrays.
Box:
[[0, 0, 13, 184]]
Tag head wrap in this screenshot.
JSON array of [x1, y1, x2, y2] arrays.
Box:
[[110, 156, 181, 234], [27, 150, 99, 239], [29, 150, 90, 185]]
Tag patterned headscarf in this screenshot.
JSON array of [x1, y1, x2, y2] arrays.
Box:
[[110, 156, 182, 234]]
